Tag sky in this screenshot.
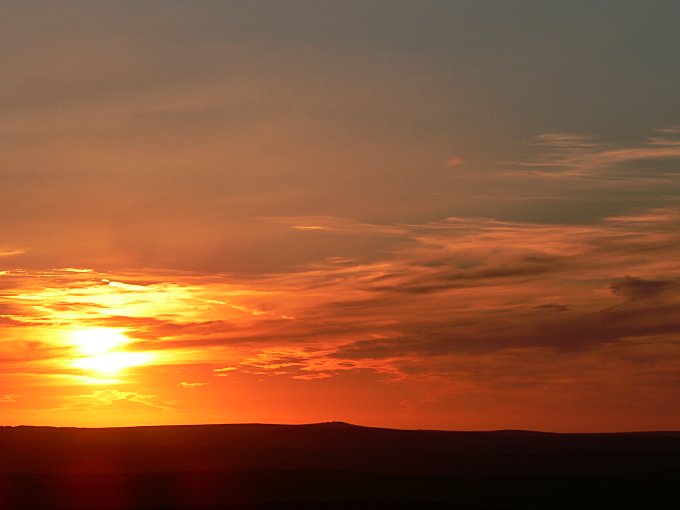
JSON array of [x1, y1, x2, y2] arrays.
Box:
[[1, 1, 680, 431]]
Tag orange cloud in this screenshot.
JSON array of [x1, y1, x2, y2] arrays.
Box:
[[2, 207, 680, 430]]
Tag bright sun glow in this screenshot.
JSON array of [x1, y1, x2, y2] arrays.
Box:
[[68, 328, 153, 375], [70, 328, 130, 355], [72, 351, 153, 374]]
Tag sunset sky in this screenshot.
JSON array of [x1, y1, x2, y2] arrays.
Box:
[[2, 1, 680, 431]]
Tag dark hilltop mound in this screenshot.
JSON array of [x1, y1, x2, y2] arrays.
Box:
[[0, 422, 678, 509]]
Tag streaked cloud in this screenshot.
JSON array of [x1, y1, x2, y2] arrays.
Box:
[[2, 208, 679, 416], [0, 249, 25, 258], [60, 390, 171, 410], [520, 127, 680, 179], [447, 156, 464, 167], [179, 381, 209, 389]]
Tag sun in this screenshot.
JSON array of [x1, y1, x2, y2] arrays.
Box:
[[70, 328, 130, 355], [68, 328, 153, 375], [72, 351, 153, 374]]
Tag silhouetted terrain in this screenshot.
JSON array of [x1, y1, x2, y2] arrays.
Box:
[[1, 422, 678, 509]]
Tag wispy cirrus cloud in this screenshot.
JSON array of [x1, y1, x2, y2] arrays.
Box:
[[518, 126, 680, 180], [60, 390, 171, 410], [2, 207, 679, 428], [0, 248, 25, 258], [3, 208, 680, 371], [179, 381, 209, 389]]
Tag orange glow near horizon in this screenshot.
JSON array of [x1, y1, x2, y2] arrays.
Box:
[[1, 206, 680, 431]]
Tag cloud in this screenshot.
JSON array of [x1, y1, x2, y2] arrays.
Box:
[[61, 390, 170, 410], [2, 208, 680, 396], [261, 216, 407, 236], [610, 276, 678, 301], [447, 156, 464, 167], [0, 394, 22, 403], [179, 381, 208, 388], [518, 127, 680, 180], [213, 367, 237, 377], [0, 248, 24, 257], [519, 128, 680, 183]]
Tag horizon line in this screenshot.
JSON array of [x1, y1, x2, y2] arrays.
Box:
[[3, 421, 679, 435]]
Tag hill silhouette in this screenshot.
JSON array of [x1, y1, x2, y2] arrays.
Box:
[[1, 422, 678, 509]]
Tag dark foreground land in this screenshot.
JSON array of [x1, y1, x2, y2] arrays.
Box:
[[0, 422, 679, 509]]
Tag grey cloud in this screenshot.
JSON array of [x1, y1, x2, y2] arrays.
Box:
[[610, 276, 678, 301], [520, 128, 680, 180]]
